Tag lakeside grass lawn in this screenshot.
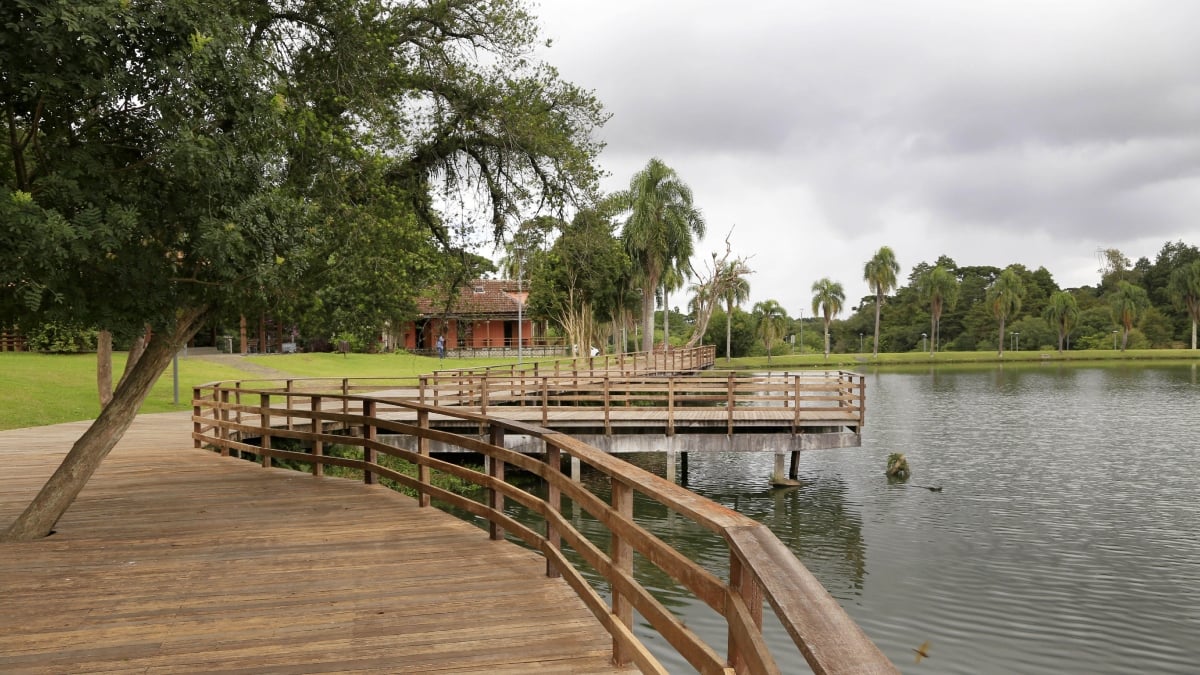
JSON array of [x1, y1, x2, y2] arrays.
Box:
[[4, 347, 1198, 430], [0, 353, 249, 430]]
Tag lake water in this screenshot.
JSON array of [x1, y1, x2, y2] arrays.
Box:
[[562, 364, 1200, 673]]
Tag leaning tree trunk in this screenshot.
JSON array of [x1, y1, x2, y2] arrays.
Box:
[[118, 324, 151, 391], [97, 330, 113, 408], [3, 307, 207, 541]]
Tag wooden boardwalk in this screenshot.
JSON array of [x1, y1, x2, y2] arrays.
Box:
[[0, 413, 630, 674]]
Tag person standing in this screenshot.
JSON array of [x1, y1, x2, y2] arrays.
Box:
[[436, 334, 445, 360]]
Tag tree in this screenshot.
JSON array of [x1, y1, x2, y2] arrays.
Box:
[[1, 0, 605, 540], [918, 266, 959, 355], [1168, 259, 1200, 349], [987, 269, 1025, 356], [684, 232, 751, 355], [753, 300, 788, 364], [720, 262, 752, 363], [1043, 291, 1080, 353], [811, 278, 845, 358], [1110, 280, 1150, 351], [618, 158, 706, 352], [863, 246, 900, 357], [526, 208, 630, 355]]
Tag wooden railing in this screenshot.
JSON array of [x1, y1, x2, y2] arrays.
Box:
[[190, 386, 895, 674], [419, 370, 865, 434], [0, 329, 26, 352], [432, 345, 717, 379]]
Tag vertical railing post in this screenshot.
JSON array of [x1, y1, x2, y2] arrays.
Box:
[[611, 479, 634, 666], [727, 549, 764, 674], [312, 395, 324, 477], [235, 382, 243, 425], [259, 393, 271, 468], [285, 379, 294, 430], [419, 375, 427, 405], [603, 375, 612, 435], [793, 374, 802, 431], [417, 408, 431, 507], [192, 387, 203, 448], [363, 399, 377, 485], [219, 388, 232, 456], [544, 441, 561, 578], [541, 376, 549, 426], [487, 424, 505, 541], [480, 374, 489, 415], [667, 377, 675, 436], [341, 379, 350, 417], [727, 371, 735, 436]]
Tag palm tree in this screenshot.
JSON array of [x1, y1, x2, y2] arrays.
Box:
[[918, 265, 958, 355], [1110, 280, 1149, 351], [811, 278, 845, 358], [753, 299, 787, 364], [1168, 259, 1200, 350], [619, 158, 706, 352], [863, 246, 900, 357], [987, 268, 1024, 356], [720, 259, 751, 362], [1043, 291, 1080, 354]]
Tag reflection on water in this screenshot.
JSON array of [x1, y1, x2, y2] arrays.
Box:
[[506, 364, 1200, 673]]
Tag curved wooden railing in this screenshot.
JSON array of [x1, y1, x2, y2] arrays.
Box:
[[431, 344, 717, 379], [190, 384, 894, 674]]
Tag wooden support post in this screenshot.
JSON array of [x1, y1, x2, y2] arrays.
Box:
[[666, 448, 676, 483], [341, 379, 349, 417], [727, 549, 764, 674], [219, 389, 231, 457], [259, 393, 271, 467], [417, 409, 431, 507], [773, 453, 785, 482], [285, 379, 294, 430], [312, 396, 324, 477], [363, 400, 377, 485], [680, 451, 689, 486], [611, 479, 634, 667], [789, 451, 801, 480], [488, 424, 505, 541], [667, 377, 675, 436], [192, 387, 203, 449], [235, 383, 243, 425], [570, 455, 581, 482], [544, 442, 561, 578]]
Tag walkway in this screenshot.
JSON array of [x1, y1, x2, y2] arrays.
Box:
[[0, 413, 628, 674]]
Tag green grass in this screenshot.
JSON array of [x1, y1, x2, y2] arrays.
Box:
[[0, 353, 251, 430], [6, 347, 1199, 430]]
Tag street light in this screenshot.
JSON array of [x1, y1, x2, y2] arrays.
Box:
[[859, 332, 863, 353]]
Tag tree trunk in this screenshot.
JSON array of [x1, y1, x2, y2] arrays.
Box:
[[873, 294, 882, 357], [1192, 319, 1196, 350], [823, 322, 831, 358], [930, 314, 936, 356], [725, 301, 733, 363], [97, 330, 113, 408], [662, 284, 669, 350], [997, 318, 1006, 356], [3, 307, 207, 541], [118, 325, 150, 391], [641, 288, 655, 353]]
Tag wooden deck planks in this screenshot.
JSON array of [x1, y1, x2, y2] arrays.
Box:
[[0, 413, 631, 674]]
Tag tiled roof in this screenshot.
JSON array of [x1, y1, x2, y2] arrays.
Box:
[[415, 279, 526, 317]]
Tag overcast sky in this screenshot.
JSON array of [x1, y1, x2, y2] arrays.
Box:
[[530, 0, 1200, 315]]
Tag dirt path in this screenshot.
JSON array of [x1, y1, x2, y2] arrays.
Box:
[[185, 351, 296, 379]]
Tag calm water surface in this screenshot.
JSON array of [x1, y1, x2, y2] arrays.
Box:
[[563, 364, 1200, 673]]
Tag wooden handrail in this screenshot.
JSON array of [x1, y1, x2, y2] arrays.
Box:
[[191, 386, 893, 674]]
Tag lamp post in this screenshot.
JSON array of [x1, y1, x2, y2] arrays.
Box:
[[922, 332, 927, 353], [1015, 331, 1020, 352]]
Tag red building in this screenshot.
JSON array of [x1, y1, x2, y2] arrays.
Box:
[[401, 279, 539, 353]]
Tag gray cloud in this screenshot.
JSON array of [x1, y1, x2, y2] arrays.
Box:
[[534, 0, 1200, 308]]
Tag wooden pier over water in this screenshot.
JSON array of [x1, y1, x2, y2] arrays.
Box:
[[2, 347, 894, 673]]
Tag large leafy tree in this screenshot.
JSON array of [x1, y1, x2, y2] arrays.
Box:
[[752, 299, 787, 364], [863, 246, 900, 357], [918, 265, 959, 355], [1043, 291, 1081, 353], [811, 278, 845, 358], [1110, 280, 1150, 351], [987, 268, 1025, 356], [526, 208, 630, 355], [618, 158, 706, 352], [1, 0, 605, 540], [1168, 259, 1200, 349]]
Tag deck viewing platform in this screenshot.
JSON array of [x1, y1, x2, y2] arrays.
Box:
[[2, 347, 894, 673]]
